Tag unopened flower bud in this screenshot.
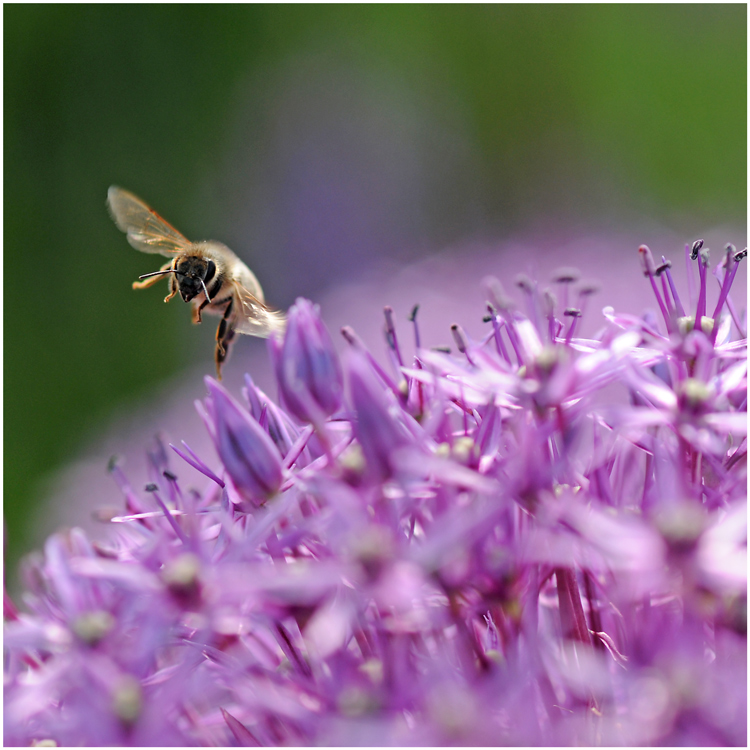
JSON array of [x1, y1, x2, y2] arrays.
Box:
[[161, 552, 202, 599], [112, 675, 142, 726], [204, 378, 283, 503], [72, 610, 115, 646], [352, 524, 395, 580], [243, 374, 299, 456], [275, 298, 343, 425], [677, 378, 713, 414], [347, 350, 413, 480], [656, 504, 706, 555]]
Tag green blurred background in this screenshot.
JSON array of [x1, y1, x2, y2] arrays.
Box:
[[4, 5, 746, 571]]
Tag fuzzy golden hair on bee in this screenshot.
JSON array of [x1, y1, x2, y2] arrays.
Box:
[[107, 186, 285, 379]]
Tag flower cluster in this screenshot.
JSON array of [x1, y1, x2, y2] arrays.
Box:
[[5, 244, 746, 746]]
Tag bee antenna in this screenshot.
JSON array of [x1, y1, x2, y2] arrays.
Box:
[[138, 269, 178, 280], [198, 277, 212, 303]]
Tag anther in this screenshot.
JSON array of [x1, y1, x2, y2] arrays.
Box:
[[450, 324, 468, 354], [409, 303, 421, 350], [383, 306, 396, 336], [577, 280, 600, 296], [383, 306, 403, 366], [483, 276, 515, 311], [638, 245, 657, 276], [341, 326, 357, 346], [514, 273, 534, 294], [691, 239, 704, 260], [552, 267, 580, 284]]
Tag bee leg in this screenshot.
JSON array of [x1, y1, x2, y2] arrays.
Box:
[[131, 275, 163, 291], [164, 273, 178, 303], [215, 297, 234, 353], [214, 297, 235, 380], [192, 299, 209, 324], [215, 328, 236, 380]]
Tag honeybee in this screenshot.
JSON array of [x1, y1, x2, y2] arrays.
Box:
[[107, 186, 285, 379]]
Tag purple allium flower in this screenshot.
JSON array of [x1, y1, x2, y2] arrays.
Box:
[[272, 297, 343, 426], [5, 248, 746, 746], [202, 377, 284, 506], [346, 347, 420, 482]]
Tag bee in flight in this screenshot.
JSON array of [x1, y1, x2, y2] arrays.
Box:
[[107, 186, 285, 379]]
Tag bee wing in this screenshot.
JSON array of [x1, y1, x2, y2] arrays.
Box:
[[107, 186, 193, 257], [232, 280, 287, 338]]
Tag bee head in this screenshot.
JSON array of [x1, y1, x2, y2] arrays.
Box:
[[175, 257, 215, 302]]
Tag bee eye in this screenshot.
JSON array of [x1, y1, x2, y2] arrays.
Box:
[[204, 260, 216, 283]]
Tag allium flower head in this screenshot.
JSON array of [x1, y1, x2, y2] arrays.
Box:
[[5, 244, 746, 746]]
